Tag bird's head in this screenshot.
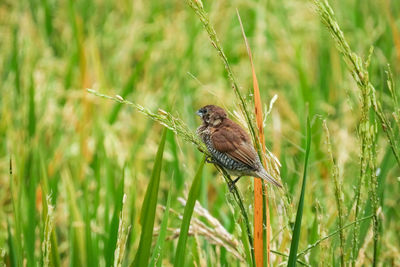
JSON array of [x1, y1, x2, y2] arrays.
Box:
[[196, 105, 227, 127]]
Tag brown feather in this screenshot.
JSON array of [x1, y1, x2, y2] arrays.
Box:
[[211, 119, 259, 170], [197, 104, 282, 188]]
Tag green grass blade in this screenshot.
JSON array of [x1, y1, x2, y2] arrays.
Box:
[[354, 148, 393, 263], [7, 220, 17, 267], [132, 128, 167, 267], [113, 170, 131, 267], [11, 26, 20, 96], [24, 161, 38, 266], [39, 152, 61, 267], [64, 171, 86, 267], [9, 158, 23, 267], [174, 157, 205, 267], [42, 196, 55, 267], [167, 130, 183, 190], [149, 188, 172, 267], [239, 219, 252, 266], [28, 73, 36, 137], [288, 117, 311, 267], [105, 172, 125, 266]]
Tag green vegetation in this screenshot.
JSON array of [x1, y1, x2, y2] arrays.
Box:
[[288, 117, 311, 267], [1, 0, 399, 266]]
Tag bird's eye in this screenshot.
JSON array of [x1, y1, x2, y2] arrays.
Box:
[[196, 108, 205, 117]]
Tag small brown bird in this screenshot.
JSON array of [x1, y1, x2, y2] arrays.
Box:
[[196, 105, 282, 188]]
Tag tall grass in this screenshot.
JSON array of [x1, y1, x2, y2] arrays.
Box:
[[1, 0, 400, 266], [323, 120, 345, 266], [313, 0, 400, 265], [174, 158, 205, 267], [288, 118, 311, 266], [237, 10, 272, 267], [132, 129, 167, 266]]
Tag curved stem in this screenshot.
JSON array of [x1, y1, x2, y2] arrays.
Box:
[[216, 166, 255, 267]]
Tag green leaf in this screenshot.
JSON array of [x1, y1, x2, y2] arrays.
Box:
[[64, 170, 86, 267], [28, 73, 36, 137], [167, 130, 183, 190], [7, 220, 18, 267], [132, 128, 167, 267], [105, 172, 125, 266], [354, 145, 393, 262], [149, 188, 172, 267], [39, 152, 61, 267], [174, 157, 205, 267], [288, 117, 311, 267], [23, 159, 37, 266], [240, 218, 252, 266]]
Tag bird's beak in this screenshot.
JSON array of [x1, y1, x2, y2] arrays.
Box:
[[196, 109, 202, 117]]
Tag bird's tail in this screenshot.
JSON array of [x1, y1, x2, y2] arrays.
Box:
[[255, 169, 282, 188]]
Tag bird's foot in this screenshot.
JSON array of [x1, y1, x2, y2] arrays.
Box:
[[228, 181, 235, 193], [205, 156, 217, 164], [228, 181, 235, 192], [228, 176, 241, 192]]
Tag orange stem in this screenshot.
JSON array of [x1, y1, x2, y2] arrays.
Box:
[[254, 178, 265, 267], [237, 10, 270, 266]]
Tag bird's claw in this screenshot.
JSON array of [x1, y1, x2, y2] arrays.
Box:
[[205, 156, 216, 164], [228, 176, 241, 192], [228, 180, 235, 192]]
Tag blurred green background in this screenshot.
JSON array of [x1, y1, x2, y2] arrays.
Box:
[[1, 0, 399, 266]]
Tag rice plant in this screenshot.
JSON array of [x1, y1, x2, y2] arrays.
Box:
[[1, 0, 399, 266]]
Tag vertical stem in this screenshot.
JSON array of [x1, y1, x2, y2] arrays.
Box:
[[9, 157, 23, 267], [323, 121, 345, 266], [236, 11, 273, 266], [218, 167, 256, 267], [352, 105, 368, 267], [369, 121, 379, 267], [313, 3, 382, 264], [264, 188, 270, 266], [187, 3, 282, 266], [254, 179, 264, 267]]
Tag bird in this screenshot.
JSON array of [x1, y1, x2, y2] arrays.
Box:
[[196, 104, 282, 189]]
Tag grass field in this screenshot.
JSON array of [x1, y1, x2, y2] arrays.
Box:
[[1, 0, 400, 266]]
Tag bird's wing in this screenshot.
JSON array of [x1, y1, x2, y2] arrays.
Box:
[[211, 124, 258, 170]]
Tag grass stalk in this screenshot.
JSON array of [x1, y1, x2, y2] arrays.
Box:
[[313, 0, 400, 167], [313, 1, 383, 264], [386, 65, 400, 129], [132, 129, 167, 267], [174, 158, 205, 267], [236, 10, 269, 267], [287, 117, 311, 266], [87, 90, 209, 156], [3, 0, 400, 266], [87, 89, 257, 266], [323, 121, 345, 266], [270, 250, 309, 266], [185, 2, 284, 265], [9, 157, 23, 267], [113, 194, 131, 267], [64, 170, 87, 267], [297, 214, 374, 258], [352, 137, 366, 266], [217, 166, 256, 267], [368, 127, 380, 267], [150, 190, 172, 267], [42, 196, 54, 267], [39, 153, 61, 267], [185, 0, 259, 150]]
